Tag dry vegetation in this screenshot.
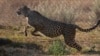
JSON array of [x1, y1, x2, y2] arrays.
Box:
[[0, 0, 100, 56]]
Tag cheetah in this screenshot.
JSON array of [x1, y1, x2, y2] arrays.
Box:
[[17, 6, 100, 51]]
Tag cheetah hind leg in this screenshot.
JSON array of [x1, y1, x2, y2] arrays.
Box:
[[63, 33, 82, 51]]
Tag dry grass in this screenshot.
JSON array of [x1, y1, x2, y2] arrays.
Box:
[[0, 27, 100, 55], [0, 0, 98, 25], [0, 0, 100, 56]]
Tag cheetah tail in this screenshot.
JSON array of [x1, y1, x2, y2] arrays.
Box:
[[76, 20, 100, 32]]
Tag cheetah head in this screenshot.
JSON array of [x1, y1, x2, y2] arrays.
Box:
[[17, 6, 30, 17]]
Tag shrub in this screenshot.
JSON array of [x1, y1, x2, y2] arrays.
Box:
[[48, 39, 66, 55]]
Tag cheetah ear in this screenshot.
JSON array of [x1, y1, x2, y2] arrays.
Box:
[[23, 5, 28, 8], [23, 5, 29, 10]]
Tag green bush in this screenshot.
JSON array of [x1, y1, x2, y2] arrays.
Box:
[[48, 39, 66, 55]]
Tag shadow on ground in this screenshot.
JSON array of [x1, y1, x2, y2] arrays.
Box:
[[82, 50, 100, 55], [0, 38, 44, 56], [0, 38, 100, 56]]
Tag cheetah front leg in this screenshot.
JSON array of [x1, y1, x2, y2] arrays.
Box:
[[25, 26, 41, 37], [25, 26, 30, 36], [31, 29, 41, 36]]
